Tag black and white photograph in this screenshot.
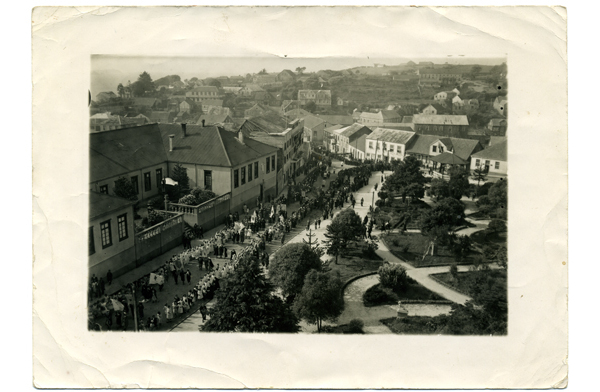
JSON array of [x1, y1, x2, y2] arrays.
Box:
[[88, 55, 508, 334], [31, 6, 568, 389]]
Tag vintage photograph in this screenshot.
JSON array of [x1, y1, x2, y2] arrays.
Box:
[[88, 55, 508, 334]]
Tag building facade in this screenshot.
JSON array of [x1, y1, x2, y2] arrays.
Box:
[[365, 128, 416, 162], [298, 90, 332, 107], [185, 86, 221, 102]]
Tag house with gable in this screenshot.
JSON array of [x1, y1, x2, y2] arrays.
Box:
[[365, 127, 417, 162], [470, 139, 507, 180]]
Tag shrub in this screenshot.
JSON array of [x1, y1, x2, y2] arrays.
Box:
[[347, 319, 364, 334], [378, 264, 410, 293], [363, 284, 395, 307], [401, 244, 410, 253], [488, 219, 507, 233]]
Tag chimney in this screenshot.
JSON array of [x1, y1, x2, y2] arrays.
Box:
[[202, 119, 206, 127], [238, 130, 244, 144], [182, 123, 187, 137], [169, 134, 175, 152]]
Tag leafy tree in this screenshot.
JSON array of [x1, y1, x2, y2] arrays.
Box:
[[292, 270, 344, 333], [429, 178, 450, 201], [204, 78, 221, 88], [171, 163, 190, 196], [304, 100, 317, 113], [203, 255, 300, 332], [451, 234, 472, 263], [476, 180, 507, 218], [378, 264, 410, 293], [404, 183, 425, 202], [471, 166, 488, 195], [131, 71, 155, 97], [295, 66, 306, 75], [258, 68, 267, 75], [487, 219, 506, 233], [113, 176, 138, 202], [269, 243, 322, 300], [117, 83, 125, 98], [469, 65, 482, 79], [421, 197, 465, 231], [448, 167, 470, 200], [324, 208, 364, 264], [386, 156, 426, 198]]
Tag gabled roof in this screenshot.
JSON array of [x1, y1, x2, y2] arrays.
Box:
[[406, 134, 442, 155], [243, 84, 265, 92], [90, 191, 134, 220], [197, 113, 233, 125], [284, 108, 312, 119], [367, 128, 416, 145], [324, 124, 344, 133], [380, 110, 402, 121], [489, 136, 507, 146], [90, 124, 168, 182], [471, 140, 507, 162], [338, 123, 372, 141], [158, 124, 278, 167], [412, 114, 469, 126], [302, 115, 326, 129], [316, 115, 354, 126]]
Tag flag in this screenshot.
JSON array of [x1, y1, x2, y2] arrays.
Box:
[[111, 299, 125, 312], [164, 177, 178, 186], [149, 273, 164, 285]]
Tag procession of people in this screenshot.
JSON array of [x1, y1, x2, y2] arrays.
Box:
[[88, 155, 392, 332]]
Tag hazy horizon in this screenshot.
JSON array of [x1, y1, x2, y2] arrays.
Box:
[[91, 55, 505, 97]]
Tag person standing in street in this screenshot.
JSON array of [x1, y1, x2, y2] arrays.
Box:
[[106, 269, 113, 286]]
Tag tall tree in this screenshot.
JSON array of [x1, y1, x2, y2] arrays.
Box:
[[269, 243, 322, 300], [304, 100, 317, 113], [429, 178, 450, 201], [204, 78, 221, 88], [471, 166, 488, 195], [112, 177, 138, 202], [258, 68, 267, 75], [324, 208, 364, 264], [132, 71, 155, 97], [203, 255, 300, 332], [448, 167, 470, 200], [171, 163, 190, 198], [292, 270, 344, 333], [117, 83, 125, 98], [295, 66, 306, 75]]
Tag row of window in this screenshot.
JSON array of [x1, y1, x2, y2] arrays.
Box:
[[189, 91, 218, 96], [367, 142, 402, 153], [89, 214, 128, 255], [99, 169, 163, 196], [233, 160, 263, 189], [475, 159, 501, 170]]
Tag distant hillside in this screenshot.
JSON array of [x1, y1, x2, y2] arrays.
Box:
[[154, 75, 181, 86]]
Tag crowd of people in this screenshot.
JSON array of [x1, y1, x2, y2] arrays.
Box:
[[88, 157, 389, 332]]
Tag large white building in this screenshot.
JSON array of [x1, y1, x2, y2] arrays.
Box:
[[365, 128, 416, 162]]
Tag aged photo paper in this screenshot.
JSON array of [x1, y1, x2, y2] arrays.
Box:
[[32, 6, 567, 389]]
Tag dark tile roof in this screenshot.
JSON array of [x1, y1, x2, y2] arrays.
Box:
[[149, 111, 174, 123], [90, 124, 168, 182], [158, 124, 278, 167], [302, 115, 325, 129], [406, 134, 442, 155], [324, 124, 344, 133], [339, 124, 373, 142], [90, 191, 134, 220], [430, 152, 467, 165], [471, 140, 507, 161], [133, 97, 158, 107], [446, 137, 482, 161]]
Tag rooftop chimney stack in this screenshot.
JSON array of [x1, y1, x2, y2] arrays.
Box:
[[238, 130, 244, 144], [202, 119, 206, 127], [169, 134, 175, 152], [182, 123, 187, 137]]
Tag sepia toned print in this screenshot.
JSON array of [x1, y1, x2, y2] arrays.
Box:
[[88, 56, 508, 334]]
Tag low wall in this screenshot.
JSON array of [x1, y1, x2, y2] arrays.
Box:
[[135, 212, 184, 266], [168, 193, 231, 231]]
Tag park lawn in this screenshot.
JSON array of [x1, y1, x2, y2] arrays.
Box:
[[326, 241, 384, 283], [470, 229, 507, 247], [382, 232, 479, 268], [363, 283, 448, 307], [431, 269, 507, 300]]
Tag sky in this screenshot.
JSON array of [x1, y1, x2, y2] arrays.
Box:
[[90, 55, 505, 97]]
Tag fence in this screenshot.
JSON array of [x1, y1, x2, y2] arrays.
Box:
[[134, 211, 184, 267], [167, 193, 231, 231]]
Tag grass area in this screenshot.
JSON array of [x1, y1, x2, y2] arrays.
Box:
[[381, 232, 477, 268], [325, 245, 384, 283], [470, 229, 507, 247], [373, 199, 430, 230], [431, 269, 507, 302], [363, 283, 448, 307]]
